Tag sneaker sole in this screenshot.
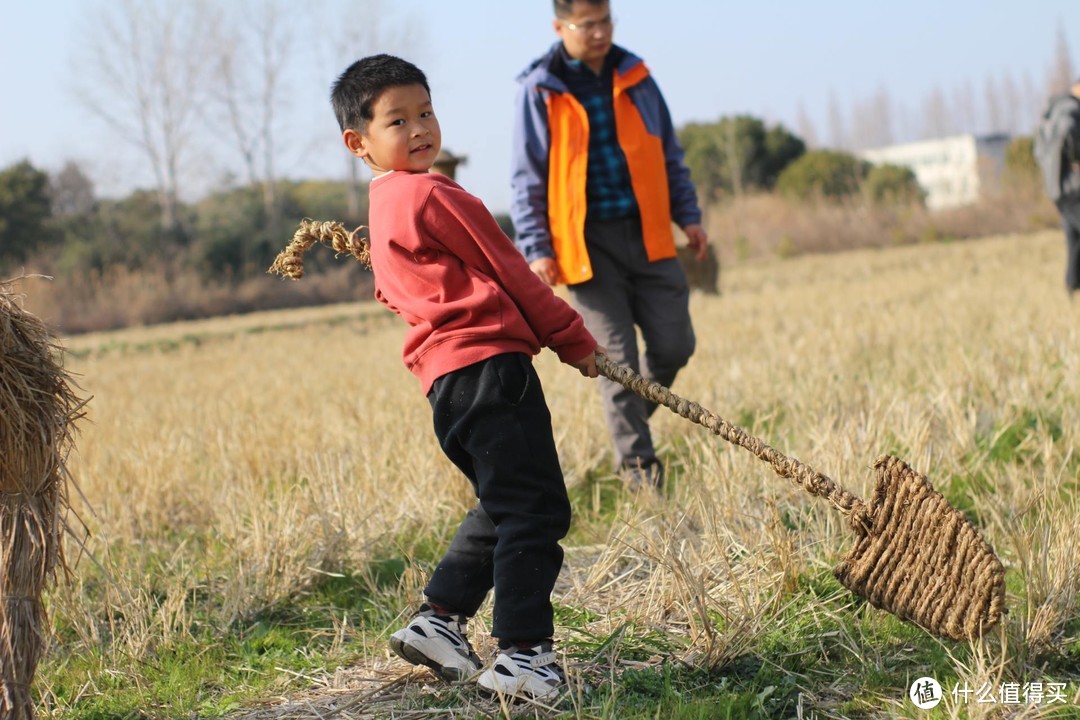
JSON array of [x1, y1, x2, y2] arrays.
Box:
[[476, 669, 561, 702], [389, 634, 475, 683]]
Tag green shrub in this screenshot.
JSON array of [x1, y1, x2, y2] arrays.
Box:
[[679, 116, 805, 199], [0, 160, 58, 266], [864, 163, 926, 206], [775, 150, 868, 201], [1003, 135, 1039, 189]]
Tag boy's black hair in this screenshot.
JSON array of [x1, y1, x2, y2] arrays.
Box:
[[553, 0, 607, 18], [330, 54, 430, 132]]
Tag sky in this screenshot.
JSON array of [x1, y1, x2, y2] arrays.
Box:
[[1, 1, 1077, 214]]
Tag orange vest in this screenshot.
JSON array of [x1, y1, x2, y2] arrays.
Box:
[[545, 63, 676, 285]]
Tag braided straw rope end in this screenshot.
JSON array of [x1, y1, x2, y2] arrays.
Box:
[[267, 219, 371, 280], [833, 455, 1006, 642]]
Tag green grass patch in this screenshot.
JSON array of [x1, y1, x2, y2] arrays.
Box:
[[599, 664, 799, 720], [39, 558, 416, 719], [42, 625, 324, 718], [974, 408, 1062, 466], [566, 463, 626, 536]]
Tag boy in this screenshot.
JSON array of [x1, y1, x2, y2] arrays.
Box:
[[330, 54, 601, 701]]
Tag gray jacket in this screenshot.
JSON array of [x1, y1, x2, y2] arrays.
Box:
[[1034, 93, 1080, 203]]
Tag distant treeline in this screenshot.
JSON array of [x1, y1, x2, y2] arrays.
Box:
[[0, 116, 1050, 335]]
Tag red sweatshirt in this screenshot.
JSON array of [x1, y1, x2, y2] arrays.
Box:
[[367, 171, 597, 393]]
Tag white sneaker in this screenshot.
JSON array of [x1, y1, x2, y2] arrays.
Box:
[[389, 604, 482, 682], [477, 641, 565, 701]]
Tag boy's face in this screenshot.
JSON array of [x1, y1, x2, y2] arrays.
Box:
[[344, 83, 441, 174], [554, 1, 613, 71]]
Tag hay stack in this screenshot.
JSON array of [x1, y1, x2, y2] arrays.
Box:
[[0, 282, 84, 719]]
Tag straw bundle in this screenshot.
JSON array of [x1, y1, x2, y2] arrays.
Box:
[[0, 282, 84, 719]]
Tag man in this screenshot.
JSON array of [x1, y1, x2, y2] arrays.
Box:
[[511, 0, 708, 489], [1035, 78, 1080, 295]]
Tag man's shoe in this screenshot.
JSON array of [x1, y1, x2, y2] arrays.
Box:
[[477, 640, 564, 701], [619, 457, 664, 490], [389, 604, 482, 682]]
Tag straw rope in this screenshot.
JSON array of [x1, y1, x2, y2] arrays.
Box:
[[595, 355, 1005, 641], [1, 281, 85, 720], [268, 219, 370, 280], [596, 356, 866, 520]]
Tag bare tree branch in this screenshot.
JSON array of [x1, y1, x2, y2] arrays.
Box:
[[1047, 23, 1075, 97], [71, 0, 219, 231], [208, 0, 296, 218], [794, 99, 818, 150]]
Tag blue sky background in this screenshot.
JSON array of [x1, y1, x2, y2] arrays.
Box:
[[1, 1, 1076, 213]]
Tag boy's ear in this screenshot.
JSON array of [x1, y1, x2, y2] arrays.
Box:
[[342, 128, 368, 159]]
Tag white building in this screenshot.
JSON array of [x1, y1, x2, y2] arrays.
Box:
[[859, 134, 1011, 210]]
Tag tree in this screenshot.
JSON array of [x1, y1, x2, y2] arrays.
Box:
[[863, 163, 925, 206], [49, 162, 97, 218], [1022, 71, 1042, 133], [921, 85, 951, 139], [98, 190, 181, 270], [953, 80, 978, 136], [210, 0, 298, 221], [1002, 136, 1039, 190], [984, 75, 1004, 135], [827, 90, 848, 149], [762, 125, 807, 188], [1047, 24, 1075, 97], [794, 99, 818, 149], [678, 116, 805, 200], [0, 161, 56, 267], [775, 150, 868, 201], [850, 86, 895, 150], [72, 0, 220, 233], [1001, 71, 1023, 135]]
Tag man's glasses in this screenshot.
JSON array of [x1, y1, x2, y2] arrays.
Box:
[[562, 15, 615, 35]]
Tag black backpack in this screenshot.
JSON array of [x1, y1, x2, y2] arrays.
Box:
[[1034, 94, 1080, 202]]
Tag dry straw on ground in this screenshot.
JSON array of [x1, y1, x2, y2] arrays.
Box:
[[0, 281, 85, 719]]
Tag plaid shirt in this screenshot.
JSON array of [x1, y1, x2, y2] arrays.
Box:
[[551, 45, 638, 221]]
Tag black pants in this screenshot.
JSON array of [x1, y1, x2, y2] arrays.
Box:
[[1059, 201, 1080, 292], [423, 353, 571, 641]]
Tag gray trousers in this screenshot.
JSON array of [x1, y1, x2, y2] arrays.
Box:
[[1058, 201, 1080, 292], [567, 216, 695, 466]]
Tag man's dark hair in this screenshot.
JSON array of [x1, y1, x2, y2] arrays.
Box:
[[553, 0, 607, 18], [330, 54, 430, 132]]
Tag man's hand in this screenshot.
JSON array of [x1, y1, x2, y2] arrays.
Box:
[[683, 224, 709, 262], [530, 257, 558, 285], [571, 346, 607, 378]]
